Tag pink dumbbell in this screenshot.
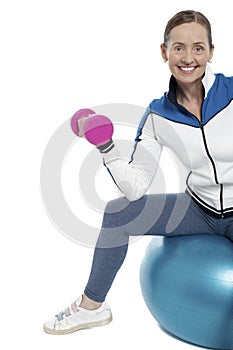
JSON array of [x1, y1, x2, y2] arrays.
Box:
[[70, 108, 114, 146]]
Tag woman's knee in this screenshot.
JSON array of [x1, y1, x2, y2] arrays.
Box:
[[103, 195, 148, 228], [104, 197, 130, 215]]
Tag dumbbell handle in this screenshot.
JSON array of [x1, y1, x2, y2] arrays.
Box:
[[77, 114, 95, 137]]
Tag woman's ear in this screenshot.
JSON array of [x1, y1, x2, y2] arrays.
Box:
[[160, 43, 168, 62], [209, 44, 215, 62]]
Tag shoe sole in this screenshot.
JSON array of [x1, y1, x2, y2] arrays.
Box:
[[43, 315, 113, 335]]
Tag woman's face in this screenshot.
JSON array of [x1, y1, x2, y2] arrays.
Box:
[[161, 22, 214, 85]]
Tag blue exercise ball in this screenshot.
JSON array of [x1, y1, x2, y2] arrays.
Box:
[[140, 235, 233, 350]]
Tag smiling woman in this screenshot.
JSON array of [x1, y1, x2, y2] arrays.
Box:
[[161, 22, 214, 75], [43, 10, 233, 343], [160, 12, 214, 122]]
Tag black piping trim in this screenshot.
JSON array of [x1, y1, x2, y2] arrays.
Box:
[[104, 162, 123, 193], [129, 112, 151, 164], [201, 98, 233, 126], [200, 125, 219, 184], [151, 112, 201, 128], [152, 98, 233, 128], [220, 184, 224, 215], [186, 186, 218, 212], [185, 188, 233, 217], [165, 74, 233, 127]]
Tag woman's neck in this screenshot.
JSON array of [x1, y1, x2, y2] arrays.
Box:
[[176, 80, 204, 121], [176, 80, 204, 105]]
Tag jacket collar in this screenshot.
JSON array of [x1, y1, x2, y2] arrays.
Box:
[[202, 64, 216, 98]]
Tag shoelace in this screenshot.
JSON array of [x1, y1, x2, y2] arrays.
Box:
[[56, 301, 79, 321]]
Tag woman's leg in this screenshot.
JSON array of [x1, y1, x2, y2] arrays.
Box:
[[84, 193, 215, 303]]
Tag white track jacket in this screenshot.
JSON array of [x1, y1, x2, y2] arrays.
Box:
[[99, 66, 233, 217]]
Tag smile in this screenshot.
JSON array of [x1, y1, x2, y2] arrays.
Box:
[[178, 66, 198, 73]]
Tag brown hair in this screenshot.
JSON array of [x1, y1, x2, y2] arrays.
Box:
[[163, 10, 213, 48]]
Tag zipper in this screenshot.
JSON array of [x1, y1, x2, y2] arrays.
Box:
[[220, 184, 224, 217], [198, 97, 224, 217], [199, 123, 224, 217], [200, 124, 219, 184], [171, 95, 225, 217]]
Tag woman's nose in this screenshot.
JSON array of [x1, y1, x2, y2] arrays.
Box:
[[181, 50, 194, 65]]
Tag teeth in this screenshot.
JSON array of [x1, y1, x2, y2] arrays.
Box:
[[180, 67, 195, 71]]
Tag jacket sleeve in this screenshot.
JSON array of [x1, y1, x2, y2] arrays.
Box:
[[98, 108, 163, 201]]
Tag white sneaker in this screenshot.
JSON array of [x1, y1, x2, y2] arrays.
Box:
[[43, 297, 112, 335]]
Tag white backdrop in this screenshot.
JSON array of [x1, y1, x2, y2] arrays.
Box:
[[1, 1, 231, 349]]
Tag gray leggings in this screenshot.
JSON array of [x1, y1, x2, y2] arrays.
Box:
[[84, 193, 233, 302]]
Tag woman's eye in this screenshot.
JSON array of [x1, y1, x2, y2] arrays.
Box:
[[194, 46, 204, 52], [175, 47, 183, 52]]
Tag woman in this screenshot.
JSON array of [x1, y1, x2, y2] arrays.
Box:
[[44, 10, 233, 334]]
